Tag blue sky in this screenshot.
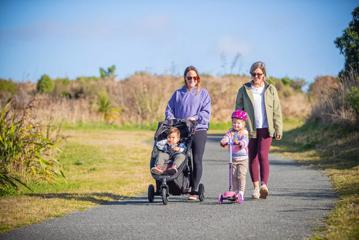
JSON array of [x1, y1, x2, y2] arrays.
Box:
[[0, 0, 357, 83]]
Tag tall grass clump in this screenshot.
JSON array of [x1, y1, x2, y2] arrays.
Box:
[[0, 98, 64, 196], [96, 91, 121, 123]]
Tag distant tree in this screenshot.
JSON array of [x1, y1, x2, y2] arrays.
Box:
[[99, 65, 117, 79], [36, 74, 54, 93], [107, 65, 116, 77], [99, 68, 107, 78], [334, 6, 359, 124], [335, 6, 359, 75]]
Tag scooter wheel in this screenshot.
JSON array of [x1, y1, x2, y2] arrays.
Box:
[[217, 194, 223, 204]]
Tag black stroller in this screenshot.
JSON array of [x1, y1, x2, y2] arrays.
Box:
[[147, 119, 205, 205]]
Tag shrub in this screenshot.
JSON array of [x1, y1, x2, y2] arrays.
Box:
[[97, 92, 111, 114], [0, 98, 64, 195], [36, 74, 54, 93], [0, 79, 17, 107], [281, 77, 291, 86], [308, 76, 339, 99], [290, 79, 306, 92], [97, 91, 120, 123], [346, 86, 359, 116], [52, 78, 71, 98], [309, 71, 359, 126], [0, 79, 17, 94], [99, 65, 116, 79]]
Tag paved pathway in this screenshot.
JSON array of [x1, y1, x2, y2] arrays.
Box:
[[0, 134, 336, 240]]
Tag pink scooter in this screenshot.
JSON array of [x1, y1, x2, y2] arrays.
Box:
[[218, 139, 241, 204]]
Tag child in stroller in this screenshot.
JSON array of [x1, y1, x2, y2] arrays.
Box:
[[147, 119, 205, 205], [150, 127, 186, 175]]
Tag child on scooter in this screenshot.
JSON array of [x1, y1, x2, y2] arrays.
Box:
[[220, 109, 249, 203]]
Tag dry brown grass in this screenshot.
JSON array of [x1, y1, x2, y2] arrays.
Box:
[[3, 73, 310, 126], [309, 73, 359, 125], [0, 196, 94, 232]]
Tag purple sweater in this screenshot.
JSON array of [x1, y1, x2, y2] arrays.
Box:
[[165, 86, 211, 131]]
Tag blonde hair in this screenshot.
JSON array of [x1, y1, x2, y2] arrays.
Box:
[[250, 61, 267, 76]]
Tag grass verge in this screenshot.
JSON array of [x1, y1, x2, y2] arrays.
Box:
[[0, 129, 154, 233], [272, 119, 359, 240]]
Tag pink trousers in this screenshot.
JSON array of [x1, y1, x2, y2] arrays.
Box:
[[248, 128, 272, 185]]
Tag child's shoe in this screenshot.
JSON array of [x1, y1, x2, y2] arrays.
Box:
[[252, 188, 260, 199], [188, 194, 199, 201], [151, 165, 164, 175], [236, 192, 244, 204], [260, 184, 269, 199], [166, 164, 178, 175]]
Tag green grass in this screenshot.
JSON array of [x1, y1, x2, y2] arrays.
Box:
[[272, 119, 359, 240], [209, 121, 231, 130]]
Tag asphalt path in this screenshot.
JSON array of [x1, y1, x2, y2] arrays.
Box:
[[0, 134, 336, 240]]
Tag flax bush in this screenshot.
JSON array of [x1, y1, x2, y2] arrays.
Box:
[[0, 98, 64, 195]]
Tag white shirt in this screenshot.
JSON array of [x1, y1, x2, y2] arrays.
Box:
[[251, 85, 268, 129]]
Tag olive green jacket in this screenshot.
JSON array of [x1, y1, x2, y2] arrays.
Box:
[[235, 81, 283, 139]]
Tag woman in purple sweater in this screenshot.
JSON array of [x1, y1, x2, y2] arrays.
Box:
[[165, 66, 211, 200]]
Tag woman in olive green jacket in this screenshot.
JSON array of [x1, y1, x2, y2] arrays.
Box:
[[235, 61, 282, 200]]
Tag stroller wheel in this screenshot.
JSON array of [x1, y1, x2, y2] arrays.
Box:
[[148, 184, 155, 203], [161, 187, 168, 205], [198, 183, 205, 201]]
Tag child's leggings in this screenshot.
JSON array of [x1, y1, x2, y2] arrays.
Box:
[[248, 128, 272, 185], [232, 159, 248, 193]]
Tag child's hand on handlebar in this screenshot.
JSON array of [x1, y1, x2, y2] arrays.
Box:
[[220, 139, 228, 147]]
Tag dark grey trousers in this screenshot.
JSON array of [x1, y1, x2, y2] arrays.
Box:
[[191, 130, 207, 192]]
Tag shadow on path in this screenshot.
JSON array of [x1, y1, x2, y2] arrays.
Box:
[[26, 192, 133, 205]]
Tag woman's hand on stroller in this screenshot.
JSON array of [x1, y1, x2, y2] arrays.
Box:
[[187, 116, 196, 122]]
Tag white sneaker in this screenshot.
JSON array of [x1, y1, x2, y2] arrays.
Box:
[[252, 188, 260, 199], [236, 192, 244, 203], [260, 184, 269, 199]]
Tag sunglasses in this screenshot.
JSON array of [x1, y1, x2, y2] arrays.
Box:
[[251, 73, 263, 77], [186, 76, 199, 81]]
